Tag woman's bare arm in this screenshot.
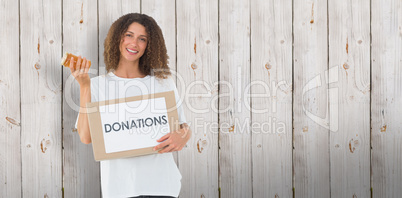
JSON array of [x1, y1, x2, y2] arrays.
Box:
[[69, 55, 92, 144], [77, 86, 92, 144]]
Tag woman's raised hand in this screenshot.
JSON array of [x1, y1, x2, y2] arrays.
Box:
[[69, 56, 91, 88]]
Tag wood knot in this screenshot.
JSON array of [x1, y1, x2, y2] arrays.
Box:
[[265, 63, 272, 70], [229, 125, 235, 132], [196, 139, 205, 153], [381, 125, 387, 132], [40, 139, 47, 153], [343, 63, 349, 70], [191, 63, 197, 70], [349, 138, 360, 153], [6, 117, 20, 126]]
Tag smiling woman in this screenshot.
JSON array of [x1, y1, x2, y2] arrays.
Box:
[[70, 13, 190, 198], [103, 13, 171, 79]]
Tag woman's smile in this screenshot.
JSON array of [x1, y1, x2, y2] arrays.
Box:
[[126, 48, 139, 55]]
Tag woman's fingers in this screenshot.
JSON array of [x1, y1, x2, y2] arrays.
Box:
[[67, 55, 91, 75], [154, 139, 169, 151], [157, 133, 170, 142], [82, 58, 87, 72], [77, 56, 83, 71], [68, 55, 91, 87], [84, 58, 90, 73], [158, 144, 175, 154], [69, 57, 75, 73]]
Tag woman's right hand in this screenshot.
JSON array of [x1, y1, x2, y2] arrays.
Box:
[[69, 55, 91, 88]]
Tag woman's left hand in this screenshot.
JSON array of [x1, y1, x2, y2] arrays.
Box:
[[153, 123, 191, 154]]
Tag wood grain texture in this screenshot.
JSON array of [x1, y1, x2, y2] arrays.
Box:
[[293, 0, 330, 197], [371, 0, 402, 197], [20, 0, 62, 197], [0, 0, 21, 197], [250, 0, 293, 197], [176, 0, 219, 197], [1, 1, 402, 197], [62, 0, 100, 197], [219, 0, 252, 197], [328, 0, 371, 197]]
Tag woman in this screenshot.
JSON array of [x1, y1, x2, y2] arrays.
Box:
[[71, 13, 191, 198]]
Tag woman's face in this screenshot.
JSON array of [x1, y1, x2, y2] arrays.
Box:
[[119, 22, 148, 64]]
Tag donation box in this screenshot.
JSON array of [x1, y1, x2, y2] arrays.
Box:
[[86, 91, 179, 161]]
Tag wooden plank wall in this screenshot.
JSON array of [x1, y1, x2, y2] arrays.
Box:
[[250, 0, 293, 197], [371, 0, 402, 197], [176, 0, 219, 197], [62, 0, 100, 197], [293, 0, 330, 197], [329, 0, 371, 197], [0, 0, 21, 197], [20, 0, 62, 197], [219, 0, 252, 197], [1, 0, 402, 197]]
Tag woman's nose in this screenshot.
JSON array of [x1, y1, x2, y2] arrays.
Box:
[[130, 39, 138, 46]]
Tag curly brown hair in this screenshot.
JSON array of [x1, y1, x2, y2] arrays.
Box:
[[104, 13, 171, 79]]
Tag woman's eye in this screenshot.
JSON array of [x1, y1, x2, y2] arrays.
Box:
[[140, 38, 146, 42], [126, 34, 132, 37]]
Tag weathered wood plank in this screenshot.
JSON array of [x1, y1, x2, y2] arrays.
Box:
[[219, 0, 252, 197], [328, 0, 371, 197], [293, 0, 330, 197], [0, 0, 21, 197], [176, 0, 219, 197], [20, 0, 62, 196], [250, 0, 293, 197], [62, 0, 100, 197], [371, 0, 402, 197]]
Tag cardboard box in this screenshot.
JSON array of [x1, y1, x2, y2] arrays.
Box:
[[86, 90, 179, 161]]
